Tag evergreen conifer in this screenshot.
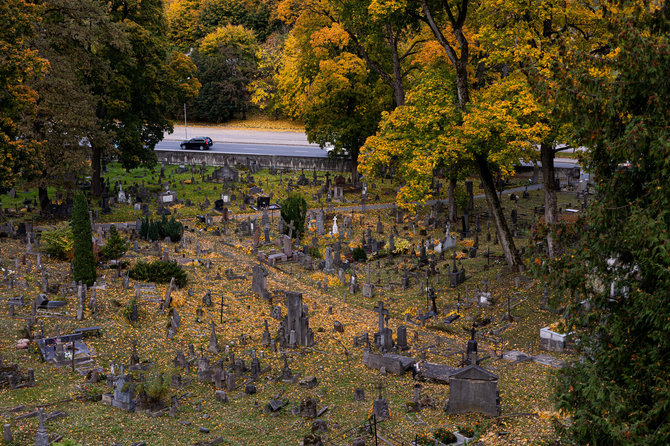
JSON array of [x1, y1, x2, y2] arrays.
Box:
[[71, 192, 96, 285]]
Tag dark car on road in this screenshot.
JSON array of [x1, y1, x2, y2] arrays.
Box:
[[180, 136, 213, 150]]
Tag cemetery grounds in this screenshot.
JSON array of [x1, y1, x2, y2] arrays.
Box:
[[0, 165, 576, 445]]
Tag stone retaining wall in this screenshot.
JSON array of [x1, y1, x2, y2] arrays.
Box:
[[155, 150, 354, 173]]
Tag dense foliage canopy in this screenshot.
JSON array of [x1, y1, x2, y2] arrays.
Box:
[[547, 2, 670, 443]]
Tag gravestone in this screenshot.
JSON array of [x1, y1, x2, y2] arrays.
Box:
[[202, 290, 212, 307], [349, 271, 359, 294], [173, 351, 187, 370], [282, 235, 292, 258], [112, 374, 136, 411], [253, 223, 261, 247], [372, 384, 390, 420], [396, 326, 408, 351], [163, 277, 175, 309], [449, 253, 466, 287], [167, 309, 180, 339], [324, 247, 334, 274], [401, 268, 410, 290], [279, 292, 314, 347], [445, 365, 500, 417], [34, 409, 49, 446], [338, 268, 346, 286], [261, 320, 272, 346], [197, 356, 213, 383], [362, 264, 374, 298], [208, 322, 219, 354], [252, 264, 271, 300], [373, 301, 393, 352], [316, 211, 324, 236], [3, 424, 11, 443]]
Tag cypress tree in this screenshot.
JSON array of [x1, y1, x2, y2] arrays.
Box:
[[71, 192, 96, 285]]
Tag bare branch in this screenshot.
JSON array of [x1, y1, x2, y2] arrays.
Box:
[[399, 39, 428, 61]]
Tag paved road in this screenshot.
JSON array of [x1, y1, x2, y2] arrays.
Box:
[[155, 139, 330, 158], [156, 125, 330, 158], [158, 125, 582, 167]]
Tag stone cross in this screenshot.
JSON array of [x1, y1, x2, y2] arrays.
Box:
[[288, 220, 296, 239], [35, 408, 48, 446], [373, 301, 389, 335]]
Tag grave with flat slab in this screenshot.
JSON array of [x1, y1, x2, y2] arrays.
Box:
[[35, 294, 67, 309], [416, 362, 459, 384], [36, 333, 96, 369], [362, 350, 415, 375]]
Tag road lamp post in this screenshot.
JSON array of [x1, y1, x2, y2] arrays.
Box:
[[184, 103, 188, 140]]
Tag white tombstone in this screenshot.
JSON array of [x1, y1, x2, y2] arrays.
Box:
[[117, 186, 127, 204], [331, 216, 338, 235]]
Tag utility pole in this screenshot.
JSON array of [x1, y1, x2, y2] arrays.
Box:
[[184, 103, 188, 139]]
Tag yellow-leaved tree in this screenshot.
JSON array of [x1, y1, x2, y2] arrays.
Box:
[[473, 0, 605, 258], [0, 0, 47, 192], [361, 0, 596, 269]]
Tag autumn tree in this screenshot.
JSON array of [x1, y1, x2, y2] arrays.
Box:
[[475, 0, 604, 259], [272, 4, 394, 169], [27, 0, 117, 213], [279, 0, 422, 107], [189, 24, 260, 122], [167, 0, 282, 51], [366, 0, 567, 270], [359, 66, 465, 211], [548, 2, 670, 443], [0, 0, 46, 192]]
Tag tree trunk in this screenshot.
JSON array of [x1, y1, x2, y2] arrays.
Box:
[[448, 178, 457, 223], [455, 61, 470, 111], [475, 154, 523, 271], [351, 158, 359, 187], [541, 142, 559, 258], [91, 143, 102, 197], [38, 186, 50, 216], [388, 26, 405, 107]]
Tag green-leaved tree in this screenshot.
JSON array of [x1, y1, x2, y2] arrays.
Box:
[[549, 2, 670, 443], [280, 193, 307, 238], [71, 192, 96, 286]]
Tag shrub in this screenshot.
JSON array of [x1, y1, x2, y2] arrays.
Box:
[[352, 247, 367, 262], [457, 425, 475, 438], [99, 225, 129, 261], [71, 192, 96, 286], [129, 260, 187, 288], [280, 193, 307, 238], [52, 440, 81, 446], [308, 246, 322, 259], [434, 427, 457, 444], [414, 433, 433, 446], [123, 298, 138, 322], [136, 373, 170, 409], [42, 223, 73, 260], [140, 215, 183, 242]]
